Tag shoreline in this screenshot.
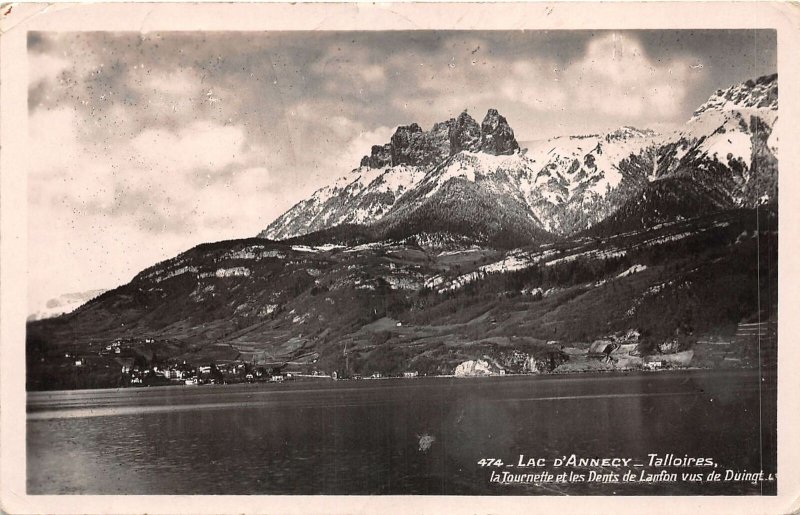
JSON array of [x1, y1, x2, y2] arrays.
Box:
[[26, 364, 772, 397]]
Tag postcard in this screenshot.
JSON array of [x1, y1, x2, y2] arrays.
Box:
[[1, 2, 798, 514]]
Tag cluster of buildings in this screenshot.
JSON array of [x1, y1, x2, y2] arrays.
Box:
[[332, 370, 420, 380], [99, 339, 141, 356], [126, 360, 297, 386], [64, 338, 304, 386], [66, 338, 427, 387]]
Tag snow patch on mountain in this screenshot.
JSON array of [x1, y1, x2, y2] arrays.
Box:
[[523, 128, 658, 198], [420, 151, 532, 199], [700, 130, 752, 162], [261, 164, 425, 240], [617, 264, 647, 278]]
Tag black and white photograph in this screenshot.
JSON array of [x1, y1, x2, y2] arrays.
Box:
[[1, 2, 798, 511]]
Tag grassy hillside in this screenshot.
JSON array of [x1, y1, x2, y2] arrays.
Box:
[[27, 205, 777, 389]]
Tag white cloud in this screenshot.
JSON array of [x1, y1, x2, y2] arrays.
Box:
[[500, 61, 568, 112], [130, 121, 249, 172], [334, 125, 395, 171], [312, 47, 388, 92], [565, 33, 694, 118], [280, 101, 398, 190], [28, 108, 82, 179], [26, 106, 276, 312], [387, 33, 700, 134], [502, 33, 698, 121], [142, 69, 202, 97], [358, 65, 387, 87], [27, 52, 70, 87], [191, 166, 273, 232]]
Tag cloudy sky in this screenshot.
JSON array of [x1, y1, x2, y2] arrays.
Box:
[[27, 30, 776, 311]]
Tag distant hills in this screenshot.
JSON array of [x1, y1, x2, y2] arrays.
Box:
[[28, 289, 108, 322]]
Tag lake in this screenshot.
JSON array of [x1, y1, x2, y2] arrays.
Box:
[[27, 369, 776, 495]]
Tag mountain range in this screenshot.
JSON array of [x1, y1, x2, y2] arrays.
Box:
[[27, 73, 779, 389], [261, 73, 777, 244]]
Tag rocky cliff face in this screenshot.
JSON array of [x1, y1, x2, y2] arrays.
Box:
[[449, 111, 482, 154], [359, 109, 520, 169], [360, 144, 392, 169], [479, 108, 519, 155], [267, 109, 527, 241]]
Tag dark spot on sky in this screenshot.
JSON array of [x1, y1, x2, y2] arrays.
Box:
[[28, 32, 45, 51]]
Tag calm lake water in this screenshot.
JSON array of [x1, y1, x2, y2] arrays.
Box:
[[27, 369, 776, 495]]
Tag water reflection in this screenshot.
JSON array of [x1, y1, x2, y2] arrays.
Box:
[[28, 370, 776, 495]]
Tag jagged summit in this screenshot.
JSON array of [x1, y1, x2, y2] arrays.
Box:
[[359, 108, 519, 169], [480, 108, 519, 155], [691, 73, 777, 120], [448, 111, 482, 155]]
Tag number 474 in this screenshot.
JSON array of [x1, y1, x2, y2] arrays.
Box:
[[477, 458, 504, 467]]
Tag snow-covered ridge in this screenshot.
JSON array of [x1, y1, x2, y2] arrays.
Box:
[[691, 73, 777, 120], [380, 125, 659, 235], [260, 73, 778, 241], [260, 164, 426, 240], [419, 151, 534, 199], [524, 129, 658, 197]]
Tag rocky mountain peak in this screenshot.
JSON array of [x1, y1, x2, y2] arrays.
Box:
[[359, 108, 520, 169], [691, 73, 777, 120], [480, 108, 519, 155], [449, 110, 482, 154], [360, 143, 392, 168]]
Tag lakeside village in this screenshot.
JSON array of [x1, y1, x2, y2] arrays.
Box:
[[45, 322, 774, 389], [58, 338, 424, 388]]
